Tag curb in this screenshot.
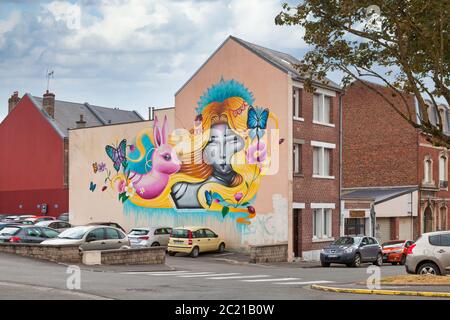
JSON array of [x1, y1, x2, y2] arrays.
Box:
[[311, 284, 450, 298]]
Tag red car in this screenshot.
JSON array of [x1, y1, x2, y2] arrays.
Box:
[[382, 240, 414, 265]]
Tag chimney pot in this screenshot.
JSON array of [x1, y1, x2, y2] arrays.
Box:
[[43, 91, 55, 118], [149, 107, 155, 121], [8, 91, 21, 114], [76, 114, 86, 128]]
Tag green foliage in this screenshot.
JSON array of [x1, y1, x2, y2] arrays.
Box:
[[276, 0, 450, 147]]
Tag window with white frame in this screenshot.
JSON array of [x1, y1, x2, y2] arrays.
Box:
[[293, 143, 302, 174], [293, 87, 302, 119], [312, 143, 334, 178], [439, 154, 447, 188], [313, 93, 332, 124], [313, 208, 332, 239], [424, 155, 433, 184]]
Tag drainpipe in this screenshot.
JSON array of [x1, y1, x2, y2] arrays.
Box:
[[339, 92, 344, 236]]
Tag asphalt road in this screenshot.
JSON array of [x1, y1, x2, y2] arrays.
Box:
[[0, 252, 438, 300]]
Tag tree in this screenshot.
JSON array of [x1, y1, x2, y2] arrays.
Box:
[[276, 0, 449, 146]]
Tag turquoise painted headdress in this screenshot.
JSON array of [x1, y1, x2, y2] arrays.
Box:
[[196, 78, 254, 115]]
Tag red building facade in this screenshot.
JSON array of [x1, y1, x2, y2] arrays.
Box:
[[0, 93, 68, 216]]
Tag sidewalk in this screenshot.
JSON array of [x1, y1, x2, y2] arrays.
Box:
[[311, 282, 450, 298]]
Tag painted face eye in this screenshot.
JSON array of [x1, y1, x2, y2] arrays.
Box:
[[163, 154, 171, 161]]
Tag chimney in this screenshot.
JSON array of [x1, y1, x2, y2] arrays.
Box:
[[43, 90, 55, 118], [8, 91, 20, 113], [76, 114, 86, 128], [149, 107, 155, 121]]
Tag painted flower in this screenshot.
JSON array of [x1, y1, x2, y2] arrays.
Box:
[[234, 192, 244, 202], [246, 141, 267, 164], [125, 182, 135, 197], [129, 144, 136, 153], [98, 162, 106, 172], [247, 206, 256, 214], [139, 187, 145, 195]]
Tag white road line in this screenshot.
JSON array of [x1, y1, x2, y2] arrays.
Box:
[[207, 275, 269, 280], [150, 272, 214, 276], [241, 278, 300, 282], [178, 273, 241, 278], [275, 280, 335, 285], [121, 271, 188, 275]]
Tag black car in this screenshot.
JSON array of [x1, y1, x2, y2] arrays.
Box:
[[0, 225, 60, 243], [320, 236, 383, 267]]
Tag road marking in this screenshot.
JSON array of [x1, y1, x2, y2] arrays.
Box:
[[179, 273, 241, 278], [149, 272, 214, 276], [122, 271, 188, 275], [275, 280, 335, 285], [241, 278, 300, 282], [207, 275, 269, 280]]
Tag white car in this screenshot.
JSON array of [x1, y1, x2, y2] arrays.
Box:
[[128, 227, 172, 248]]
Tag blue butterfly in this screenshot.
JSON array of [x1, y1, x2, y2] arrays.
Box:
[[247, 106, 269, 140], [205, 191, 213, 207], [105, 139, 127, 172], [89, 181, 96, 192]]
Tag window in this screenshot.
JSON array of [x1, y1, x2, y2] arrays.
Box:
[[345, 218, 366, 236], [293, 144, 302, 174], [42, 228, 59, 238], [313, 208, 332, 239], [204, 229, 216, 238], [313, 93, 333, 124], [105, 228, 120, 239], [441, 234, 450, 246], [440, 206, 447, 231], [87, 228, 105, 241], [429, 235, 440, 246], [424, 156, 433, 184], [313, 146, 333, 178], [293, 87, 302, 119], [439, 154, 447, 188]]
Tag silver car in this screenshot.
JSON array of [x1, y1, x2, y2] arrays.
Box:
[[128, 227, 172, 248], [405, 231, 450, 275], [35, 220, 72, 232], [41, 225, 130, 251]]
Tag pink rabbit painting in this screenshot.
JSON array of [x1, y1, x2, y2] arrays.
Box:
[[126, 115, 181, 200]]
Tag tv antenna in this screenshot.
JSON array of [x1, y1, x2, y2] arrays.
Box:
[[46, 68, 54, 92]]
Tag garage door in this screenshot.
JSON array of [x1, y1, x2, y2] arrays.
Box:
[[399, 217, 414, 240], [376, 218, 391, 244]]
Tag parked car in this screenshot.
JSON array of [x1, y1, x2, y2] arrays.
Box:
[[13, 219, 35, 225], [0, 222, 21, 231], [12, 215, 36, 221], [167, 226, 225, 258], [24, 216, 56, 224], [1, 215, 20, 222], [0, 225, 60, 243], [320, 236, 383, 267], [58, 213, 69, 222], [87, 222, 126, 233], [405, 231, 450, 275], [41, 225, 130, 251], [128, 227, 172, 248], [35, 220, 72, 232], [382, 240, 414, 265]]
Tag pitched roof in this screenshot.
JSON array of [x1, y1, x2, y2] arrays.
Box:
[[342, 186, 418, 205], [230, 36, 341, 90], [176, 35, 341, 96], [31, 96, 144, 136]]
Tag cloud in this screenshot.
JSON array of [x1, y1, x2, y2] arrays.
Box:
[[0, 0, 308, 122]]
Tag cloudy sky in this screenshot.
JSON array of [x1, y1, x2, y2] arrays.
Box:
[[0, 0, 329, 121]]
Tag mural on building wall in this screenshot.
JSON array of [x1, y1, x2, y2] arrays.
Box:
[[91, 79, 279, 226]]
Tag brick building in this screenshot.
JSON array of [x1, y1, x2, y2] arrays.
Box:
[[0, 91, 144, 216], [342, 80, 449, 243]]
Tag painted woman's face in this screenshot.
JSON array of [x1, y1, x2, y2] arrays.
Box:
[[203, 123, 245, 175]]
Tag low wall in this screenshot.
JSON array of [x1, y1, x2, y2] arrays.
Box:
[[0, 243, 81, 263], [249, 243, 288, 263], [100, 247, 166, 265]]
